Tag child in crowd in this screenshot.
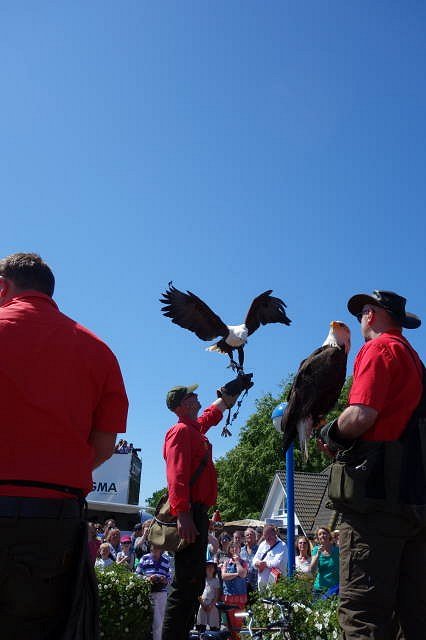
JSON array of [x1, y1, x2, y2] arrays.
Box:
[[136, 544, 171, 640], [116, 535, 135, 570], [95, 543, 114, 571], [196, 561, 221, 633], [221, 542, 248, 640]]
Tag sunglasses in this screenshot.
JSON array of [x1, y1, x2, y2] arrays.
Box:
[[356, 307, 375, 323]]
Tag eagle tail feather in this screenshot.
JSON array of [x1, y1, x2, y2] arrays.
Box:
[[297, 417, 313, 463]]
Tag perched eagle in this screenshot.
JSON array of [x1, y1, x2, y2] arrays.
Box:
[[281, 321, 351, 461], [160, 284, 291, 372]]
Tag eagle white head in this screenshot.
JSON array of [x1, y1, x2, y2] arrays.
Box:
[[323, 321, 351, 354]]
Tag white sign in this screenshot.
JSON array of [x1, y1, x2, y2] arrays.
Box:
[[89, 454, 132, 503]]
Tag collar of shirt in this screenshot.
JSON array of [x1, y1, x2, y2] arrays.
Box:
[[2, 291, 58, 311], [177, 415, 203, 430]]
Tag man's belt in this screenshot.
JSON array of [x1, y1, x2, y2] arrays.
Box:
[[0, 479, 84, 498], [191, 502, 209, 513], [0, 496, 82, 519]]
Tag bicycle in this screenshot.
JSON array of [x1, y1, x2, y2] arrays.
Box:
[[234, 597, 295, 639], [188, 598, 295, 640]]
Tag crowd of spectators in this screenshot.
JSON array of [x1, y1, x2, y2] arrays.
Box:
[[114, 439, 133, 453], [91, 518, 340, 637]]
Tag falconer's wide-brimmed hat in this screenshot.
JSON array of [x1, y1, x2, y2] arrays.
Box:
[[347, 290, 421, 329]]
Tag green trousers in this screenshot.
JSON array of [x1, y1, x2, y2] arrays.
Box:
[[339, 510, 426, 640]]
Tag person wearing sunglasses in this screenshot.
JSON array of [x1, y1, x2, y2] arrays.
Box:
[[319, 290, 424, 639], [162, 373, 253, 640]]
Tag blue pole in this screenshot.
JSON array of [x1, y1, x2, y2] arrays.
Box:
[[286, 443, 295, 576]]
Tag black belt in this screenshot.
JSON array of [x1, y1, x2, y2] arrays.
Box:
[[0, 496, 82, 519], [192, 502, 209, 513]]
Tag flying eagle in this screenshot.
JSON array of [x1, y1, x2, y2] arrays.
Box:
[[281, 321, 351, 461], [160, 284, 291, 372]]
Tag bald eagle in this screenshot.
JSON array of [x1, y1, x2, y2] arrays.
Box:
[[160, 284, 291, 372], [281, 321, 351, 460]]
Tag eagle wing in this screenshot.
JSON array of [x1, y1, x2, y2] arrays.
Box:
[[160, 284, 229, 341], [282, 346, 347, 454], [245, 290, 291, 336]]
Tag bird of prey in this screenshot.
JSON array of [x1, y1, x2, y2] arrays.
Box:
[[160, 283, 291, 372], [281, 321, 351, 461]]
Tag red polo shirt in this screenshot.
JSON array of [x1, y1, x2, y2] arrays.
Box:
[[0, 292, 128, 498], [349, 331, 422, 441], [163, 405, 223, 514]]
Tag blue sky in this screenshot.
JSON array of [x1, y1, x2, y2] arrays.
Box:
[[2, 2, 426, 504]]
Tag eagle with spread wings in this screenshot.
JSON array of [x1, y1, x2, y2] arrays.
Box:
[[160, 283, 291, 372]]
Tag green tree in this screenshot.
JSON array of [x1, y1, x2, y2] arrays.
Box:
[[146, 486, 167, 509], [215, 376, 352, 521]]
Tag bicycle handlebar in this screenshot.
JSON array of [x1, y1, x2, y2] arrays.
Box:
[[261, 597, 291, 607]]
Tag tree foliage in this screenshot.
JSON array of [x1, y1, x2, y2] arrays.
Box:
[[215, 375, 352, 521], [146, 486, 167, 509]]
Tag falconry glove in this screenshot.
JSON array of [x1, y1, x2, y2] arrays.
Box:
[[217, 372, 254, 409], [319, 418, 353, 453]]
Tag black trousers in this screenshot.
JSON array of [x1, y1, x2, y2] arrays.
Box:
[[162, 505, 209, 640], [0, 496, 96, 640], [339, 510, 426, 640]]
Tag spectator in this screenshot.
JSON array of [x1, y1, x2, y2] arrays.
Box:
[[240, 527, 259, 595], [215, 532, 231, 568], [255, 527, 263, 544], [196, 561, 221, 633], [134, 521, 151, 560], [88, 522, 101, 565], [253, 525, 288, 589], [232, 530, 243, 546], [114, 439, 124, 452], [207, 521, 219, 561], [103, 518, 117, 538], [105, 527, 122, 560], [295, 536, 312, 575], [211, 508, 222, 526], [136, 545, 171, 640], [310, 527, 339, 597], [116, 536, 135, 570], [221, 542, 248, 640], [95, 543, 115, 571], [132, 522, 143, 545]]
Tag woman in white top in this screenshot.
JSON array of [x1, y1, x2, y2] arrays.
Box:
[[295, 536, 312, 575]]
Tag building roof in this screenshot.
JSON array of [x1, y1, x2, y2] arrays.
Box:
[[277, 468, 340, 534]]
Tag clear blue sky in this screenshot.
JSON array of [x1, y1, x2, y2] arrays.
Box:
[[2, 2, 425, 504]]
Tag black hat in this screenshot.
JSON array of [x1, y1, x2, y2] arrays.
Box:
[[166, 384, 199, 411], [347, 290, 421, 329]]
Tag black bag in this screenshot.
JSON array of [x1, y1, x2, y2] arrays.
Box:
[[148, 452, 209, 552]]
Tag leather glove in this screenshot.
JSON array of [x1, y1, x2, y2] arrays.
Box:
[[217, 372, 254, 409], [319, 418, 352, 453]]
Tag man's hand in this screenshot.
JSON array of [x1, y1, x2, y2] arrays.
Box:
[[216, 373, 254, 408], [256, 560, 267, 572], [177, 511, 199, 544], [316, 437, 336, 459], [319, 419, 351, 453]]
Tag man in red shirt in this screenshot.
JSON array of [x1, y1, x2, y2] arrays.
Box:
[[161, 375, 253, 640], [320, 290, 425, 639], [0, 253, 128, 639]]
